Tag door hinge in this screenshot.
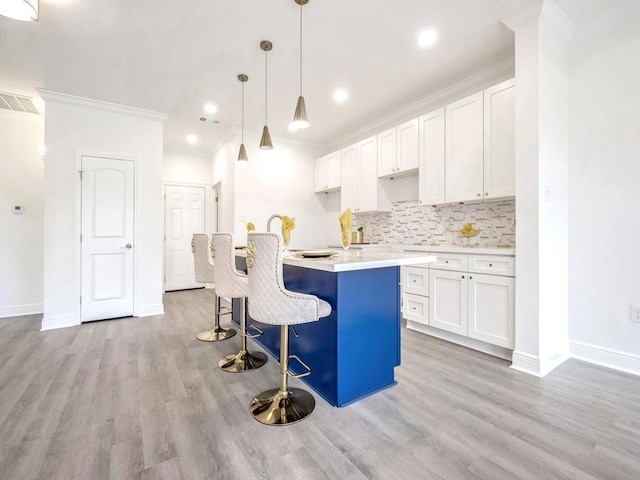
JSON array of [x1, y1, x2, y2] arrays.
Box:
[[79, 170, 83, 180]]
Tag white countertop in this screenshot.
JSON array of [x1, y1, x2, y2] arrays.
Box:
[[329, 244, 515, 256], [236, 249, 436, 273]]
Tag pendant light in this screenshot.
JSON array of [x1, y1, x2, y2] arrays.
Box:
[[237, 74, 249, 162], [259, 40, 274, 149], [290, 0, 310, 130], [0, 0, 38, 21]]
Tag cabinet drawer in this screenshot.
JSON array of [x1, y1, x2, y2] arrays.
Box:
[[431, 253, 468, 272], [468, 255, 515, 277], [403, 266, 430, 296], [403, 293, 429, 325]]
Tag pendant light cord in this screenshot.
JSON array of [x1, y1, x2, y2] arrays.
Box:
[[265, 50, 268, 125], [241, 81, 244, 144], [299, 2, 303, 96]]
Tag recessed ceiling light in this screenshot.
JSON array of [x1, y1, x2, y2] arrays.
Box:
[[186, 134, 197, 144], [204, 103, 217, 114], [418, 29, 438, 48], [334, 89, 349, 103]]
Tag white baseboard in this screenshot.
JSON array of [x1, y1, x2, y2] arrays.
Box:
[[0, 303, 43, 319], [511, 350, 570, 377], [406, 320, 513, 361], [570, 341, 640, 377], [136, 304, 165, 317], [41, 315, 79, 331]]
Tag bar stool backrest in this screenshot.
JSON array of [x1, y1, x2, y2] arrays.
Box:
[[192, 233, 215, 284], [210, 233, 248, 298], [247, 232, 320, 326]]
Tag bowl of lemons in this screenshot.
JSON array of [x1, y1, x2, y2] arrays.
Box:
[[459, 223, 480, 237]]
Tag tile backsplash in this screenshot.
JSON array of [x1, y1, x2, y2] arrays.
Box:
[[353, 199, 515, 247]]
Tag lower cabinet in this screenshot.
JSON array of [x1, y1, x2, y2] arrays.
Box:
[[430, 269, 514, 349], [403, 251, 515, 354]]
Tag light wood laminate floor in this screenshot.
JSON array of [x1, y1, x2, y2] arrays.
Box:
[[1, 288, 639, 480]]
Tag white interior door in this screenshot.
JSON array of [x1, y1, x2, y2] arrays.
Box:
[[164, 184, 206, 291], [81, 156, 135, 322]]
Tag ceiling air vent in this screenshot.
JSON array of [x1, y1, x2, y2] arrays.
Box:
[[0, 92, 40, 115], [199, 116, 220, 124]]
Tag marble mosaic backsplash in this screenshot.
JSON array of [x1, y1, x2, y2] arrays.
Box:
[[353, 199, 515, 247]]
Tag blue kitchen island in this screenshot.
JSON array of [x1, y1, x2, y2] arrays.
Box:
[[234, 250, 435, 407]]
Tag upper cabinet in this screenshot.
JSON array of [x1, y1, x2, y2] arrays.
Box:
[[418, 108, 445, 206], [313, 150, 342, 193], [341, 136, 391, 213], [419, 79, 515, 206], [377, 118, 419, 179], [445, 92, 485, 203], [483, 78, 515, 200]]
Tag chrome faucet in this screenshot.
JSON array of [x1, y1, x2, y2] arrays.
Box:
[[267, 214, 283, 233]]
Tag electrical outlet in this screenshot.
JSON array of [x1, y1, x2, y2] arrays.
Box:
[[631, 305, 640, 323]]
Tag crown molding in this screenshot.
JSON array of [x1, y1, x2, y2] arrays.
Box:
[[502, 0, 575, 46], [37, 89, 169, 122], [327, 57, 515, 152]]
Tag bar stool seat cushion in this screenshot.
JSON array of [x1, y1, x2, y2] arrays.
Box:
[[211, 233, 248, 298], [318, 299, 331, 319]]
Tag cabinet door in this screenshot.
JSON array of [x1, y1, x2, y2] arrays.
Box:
[[377, 127, 397, 178], [325, 150, 342, 190], [468, 273, 514, 349], [484, 79, 515, 200], [397, 118, 419, 174], [418, 108, 445, 206], [313, 156, 327, 193], [357, 136, 378, 212], [445, 92, 484, 203], [429, 269, 467, 336], [340, 144, 359, 212]]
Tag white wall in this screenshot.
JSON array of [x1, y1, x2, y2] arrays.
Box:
[[568, 5, 640, 373], [40, 91, 167, 330], [163, 151, 211, 184], [233, 133, 330, 248], [211, 132, 335, 247], [0, 110, 44, 318]]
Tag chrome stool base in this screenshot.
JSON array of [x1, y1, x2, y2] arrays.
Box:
[[197, 327, 236, 342], [219, 350, 267, 372], [250, 387, 315, 426]]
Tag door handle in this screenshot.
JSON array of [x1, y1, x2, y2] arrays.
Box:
[[122, 243, 132, 249]]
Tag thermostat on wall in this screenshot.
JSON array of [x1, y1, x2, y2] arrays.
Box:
[[13, 205, 24, 214]]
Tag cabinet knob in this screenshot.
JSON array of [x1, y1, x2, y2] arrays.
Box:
[[462, 275, 465, 279], [477, 193, 481, 197], [469, 276, 473, 279], [485, 192, 489, 196], [445, 260, 449, 263], [489, 263, 493, 267]]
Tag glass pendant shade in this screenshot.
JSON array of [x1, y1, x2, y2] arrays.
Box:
[[259, 125, 273, 149], [0, 0, 38, 21], [237, 143, 248, 162], [291, 95, 310, 130]]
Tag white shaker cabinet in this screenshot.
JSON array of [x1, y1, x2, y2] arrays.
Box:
[[468, 273, 515, 349], [429, 269, 468, 336], [313, 150, 342, 193], [483, 78, 515, 200], [378, 118, 419, 179], [341, 136, 391, 213], [445, 92, 484, 203], [418, 108, 445, 206]]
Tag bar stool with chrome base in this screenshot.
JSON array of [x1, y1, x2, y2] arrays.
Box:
[[211, 233, 268, 373], [192, 234, 236, 342], [246, 232, 332, 425]]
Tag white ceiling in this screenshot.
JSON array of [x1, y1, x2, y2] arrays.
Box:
[[0, 0, 627, 156]]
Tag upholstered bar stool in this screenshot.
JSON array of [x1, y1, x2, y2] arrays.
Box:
[[192, 234, 236, 342], [212, 233, 268, 373], [246, 232, 332, 425]]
